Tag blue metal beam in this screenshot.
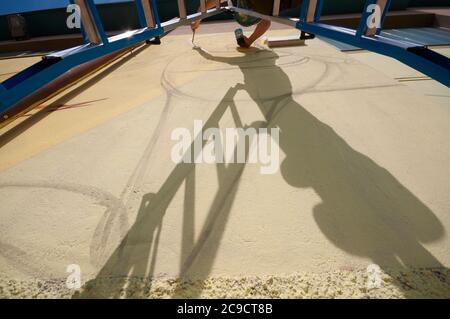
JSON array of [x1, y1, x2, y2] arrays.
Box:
[[0, 5, 226, 121], [296, 21, 450, 87], [290, 0, 450, 86], [0, 27, 164, 114]]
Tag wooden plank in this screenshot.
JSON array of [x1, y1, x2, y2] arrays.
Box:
[[141, 0, 155, 28], [74, 0, 101, 44], [177, 0, 187, 19], [366, 0, 388, 36], [273, 0, 281, 16], [264, 35, 305, 47], [306, 0, 318, 23], [200, 0, 206, 13]]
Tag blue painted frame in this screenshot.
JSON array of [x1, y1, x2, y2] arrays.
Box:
[[296, 0, 449, 87], [0, 0, 166, 118], [0, 27, 164, 114], [135, 0, 148, 29]]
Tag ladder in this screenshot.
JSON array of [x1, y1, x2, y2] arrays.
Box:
[[1, 0, 449, 129], [230, 0, 450, 88]]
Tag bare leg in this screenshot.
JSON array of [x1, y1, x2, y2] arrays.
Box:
[[243, 20, 271, 47]]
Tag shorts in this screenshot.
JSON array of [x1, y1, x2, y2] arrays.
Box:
[[234, 0, 262, 27]]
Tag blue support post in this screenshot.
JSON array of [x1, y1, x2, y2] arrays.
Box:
[[80, 22, 90, 43], [299, 0, 323, 23], [69, 0, 89, 44], [299, 0, 309, 22], [135, 0, 148, 28], [150, 0, 161, 28], [85, 0, 109, 44]]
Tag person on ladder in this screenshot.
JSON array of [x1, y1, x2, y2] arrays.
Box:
[[191, 0, 303, 48]]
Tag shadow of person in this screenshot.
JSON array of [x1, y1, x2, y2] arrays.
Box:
[[75, 190, 166, 298], [192, 46, 448, 298], [77, 80, 252, 298], [77, 44, 448, 299]]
